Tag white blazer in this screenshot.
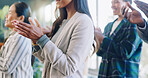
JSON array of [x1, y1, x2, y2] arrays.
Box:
[[33, 12, 94, 78]]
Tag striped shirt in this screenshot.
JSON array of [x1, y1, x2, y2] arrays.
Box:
[[0, 31, 33, 78]]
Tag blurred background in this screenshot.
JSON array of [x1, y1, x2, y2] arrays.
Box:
[[0, 0, 148, 78]]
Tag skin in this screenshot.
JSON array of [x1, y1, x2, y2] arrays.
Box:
[[95, 0, 127, 45], [12, 0, 76, 43], [123, 1, 146, 27], [111, 0, 125, 17], [95, 0, 147, 48], [5, 4, 24, 30]]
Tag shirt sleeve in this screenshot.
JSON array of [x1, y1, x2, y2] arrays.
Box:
[[37, 35, 50, 48], [137, 20, 148, 43], [32, 35, 50, 63], [0, 34, 31, 74], [138, 21, 147, 30], [34, 15, 94, 76]]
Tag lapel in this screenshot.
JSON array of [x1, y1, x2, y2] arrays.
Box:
[[55, 12, 80, 46], [109, 18, 127, 39]]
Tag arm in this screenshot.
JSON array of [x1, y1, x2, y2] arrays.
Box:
[[33, 32, 50, 63], [0, 33, 31, 74], [37, 16, 94, 76], [123, 2, 148, 43], [33, 45, 45, 63], [137, 21, 148, 43], [97, 23, 142, 59]]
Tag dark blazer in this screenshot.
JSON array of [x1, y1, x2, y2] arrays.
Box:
[[137, 21, 148, 43]]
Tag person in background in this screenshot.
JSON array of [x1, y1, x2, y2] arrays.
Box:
[[95, 0, 142, 77], [123, 1, 148, 43], [13, 0, 94, 78], [0, 2, 33, 78]]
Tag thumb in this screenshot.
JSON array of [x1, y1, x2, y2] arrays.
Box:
[[126, 2, 135, 11], [34, 17, 41, 28], [29, 17, 35, 26]]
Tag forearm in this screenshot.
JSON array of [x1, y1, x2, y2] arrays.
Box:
[[137, 21, 148, 43], [32, 35, 50, 63]]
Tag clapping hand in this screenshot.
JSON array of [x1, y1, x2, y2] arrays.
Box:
[[12, 17, 44, 43], [123, 2, 145, 27], [42, 25, 52, 37], [42, 26, 52, 35], [95, 28, 104, 48]]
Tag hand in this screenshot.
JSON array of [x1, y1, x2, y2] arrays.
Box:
[[42, 26, 52, 35], [134, 0, 148, 18], [95, 28, 104, 45], [124, 2, 145, 27], [12, 17, 44, 43]]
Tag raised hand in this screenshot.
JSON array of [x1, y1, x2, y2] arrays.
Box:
[[134, 0, 148, 18], [42, 26, 52, 35], [124, 2, 145, 27], [12, 17, 44, 43]]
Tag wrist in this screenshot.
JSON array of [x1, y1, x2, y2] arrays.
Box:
[[37, 35, 50, 48], [137, 19, 145, 28], [38, 33, 44, 40]]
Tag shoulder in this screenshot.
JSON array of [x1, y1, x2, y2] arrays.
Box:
[[75, 12, 93, 24], [13, 33, 31, 43], [106, 22, 113, 26], [104, 22, 113, 29], [71, 12, 94, 33]]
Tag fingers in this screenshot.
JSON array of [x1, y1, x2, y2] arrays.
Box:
[[34, 17, 41, 27], [14, 29, 29, 38], [126, 2, 135, 11], [123, 7, 129, 18], [28, 17, 41, 27], [29, 17, 35, 26], [121, 6, 126, 15], [12, 20, 31, 29], [46, 26, 52, 30], [126, 12, 131, 21], [14, 25, 30, 36], [95, 27, 102, 34], [95, 27, 101, 31], [13, 21, 31, 33]]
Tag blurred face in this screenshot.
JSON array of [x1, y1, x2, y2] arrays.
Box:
[[111, 0, 126, 15], [5, 4, 18, 29], [56, 0, 72, 8]]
